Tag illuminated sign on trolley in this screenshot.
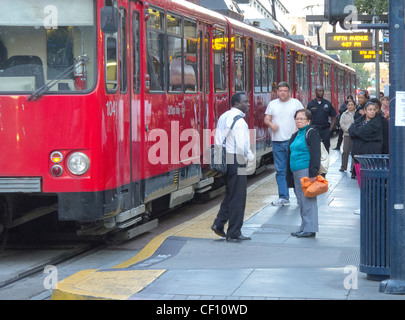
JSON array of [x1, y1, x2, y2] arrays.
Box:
[[325, 32, 373, 50]]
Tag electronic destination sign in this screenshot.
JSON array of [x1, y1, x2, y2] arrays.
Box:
[[325, 33, 373, 50]]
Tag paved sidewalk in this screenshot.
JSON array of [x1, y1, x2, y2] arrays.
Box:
[[52, 148, 405, 300]]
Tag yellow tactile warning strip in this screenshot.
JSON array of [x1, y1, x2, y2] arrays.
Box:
[[52, 269, 166, 300], [51, 172, 277, 300]]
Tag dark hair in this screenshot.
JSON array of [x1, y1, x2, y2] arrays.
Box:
[[346, 95, 354, 101], [294, 109, 312, 121], [277, 81, 290, 90], [369, 98, 381, 108], [230, 92, 247, 107], [365, 101, 379, 110], [347, 100, 356, 106]]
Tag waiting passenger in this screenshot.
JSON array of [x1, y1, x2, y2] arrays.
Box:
[[286, 109, 320, 238], [339, 100, 355, 173], [349, 101, 383, 187]]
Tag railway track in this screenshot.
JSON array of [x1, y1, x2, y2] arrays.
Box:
[[0, 164, 276, 300]]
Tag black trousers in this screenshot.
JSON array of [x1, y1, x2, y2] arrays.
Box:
[[213, 155, 247, 238], [317, 127, 331, 152]]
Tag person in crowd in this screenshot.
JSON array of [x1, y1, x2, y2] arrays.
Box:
[[211, 92, 255, 242], [370, 98, 389, 154], [264, 82, 304, 207], [334, 95, 354, 150], [349, 101, 383, 187], [354, 90, 369, 120], [379, 91, 384, 99], [307, 86, 337, 152], [286, 109, 321, 238], [380, 96, 390, 121], [339, 100, 356, 173]]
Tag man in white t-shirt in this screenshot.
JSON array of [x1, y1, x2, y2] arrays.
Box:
[[264, 82, 304, 206]]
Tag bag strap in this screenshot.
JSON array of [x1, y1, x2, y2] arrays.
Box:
[[222, 115, 243, 145], [304, 127, 313, 150]]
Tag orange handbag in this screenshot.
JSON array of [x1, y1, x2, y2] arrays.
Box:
[[300, 175, 328, 198]]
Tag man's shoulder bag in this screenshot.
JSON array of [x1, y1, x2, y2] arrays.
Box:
[[210, 115, 243, 174]]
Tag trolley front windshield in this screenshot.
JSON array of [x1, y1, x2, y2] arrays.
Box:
[[0, 0, 96, 94]]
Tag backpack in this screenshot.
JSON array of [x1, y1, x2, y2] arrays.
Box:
[[305, 127, 329, 175]]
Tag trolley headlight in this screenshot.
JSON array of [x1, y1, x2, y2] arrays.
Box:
[[67, 152, 90, 175], [50, 151, 63, 164]]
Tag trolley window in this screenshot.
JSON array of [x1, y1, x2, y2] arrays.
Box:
[[204, 32, 211, 94], [268, 46, 278, 93], [213, 28, 226, 92], [323, 62, 331, 93], [133, 11, 141, 93], [146, 7, 165, 92], [317, 59, 322, 87], [295, 52, 303, 91], [261, 44, 269, 93], [233, 35, 245, 92], [254, 42, 260, 92], [280, 49, 285, 82], [167, 13, 182, 92], [119, 8, 127, 93], [105, 35, 118, 92], [310, 56, 315, 96], [0, 0, 96, 94], [303, 55, 308, 92], [184, 19, 197, 92]]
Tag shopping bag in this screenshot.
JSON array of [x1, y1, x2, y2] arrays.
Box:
[[300, 175, 328, 198]]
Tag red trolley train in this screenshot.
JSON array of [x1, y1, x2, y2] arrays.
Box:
[[0, 0, 356, 238]]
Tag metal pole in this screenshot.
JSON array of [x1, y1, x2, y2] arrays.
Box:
[[379, 0, 405, 294], [374, 16, 380, 96]]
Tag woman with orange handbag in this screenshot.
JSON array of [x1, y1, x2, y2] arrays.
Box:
[[286, 109, 321, 238]]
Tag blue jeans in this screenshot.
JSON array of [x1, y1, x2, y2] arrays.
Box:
[[272, 140, 290, 200]]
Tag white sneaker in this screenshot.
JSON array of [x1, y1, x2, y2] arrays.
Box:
[[271, 198, 290, 206]]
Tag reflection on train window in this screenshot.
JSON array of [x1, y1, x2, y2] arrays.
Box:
[[310, 56, 315, 96], [323, 62, 331, 93], [106, 36, 118, 92], [269, 46, 279, 92], [317, 59, 322, 87], [147, 7, 165, 91], [168, 36, 182, 92], [213, 28, 226, 92], [47, 27, 74, 80], [0, 0, 96, 93], [133, 11, 141, 93], [254, 42, 260, 92], [147, 8, 164, 30], [119, 8, 127, 93], [295, 53, 303, 91], [261, 44, 268, 92], [233, 35, 245, 92], [204, 32, 211, 93], [184, 19, 197, 92], [167, 13, 181, 35], [168, 13, 182, 92]]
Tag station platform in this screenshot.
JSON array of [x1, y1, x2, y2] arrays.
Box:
[[51, 147, 405, 300]]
